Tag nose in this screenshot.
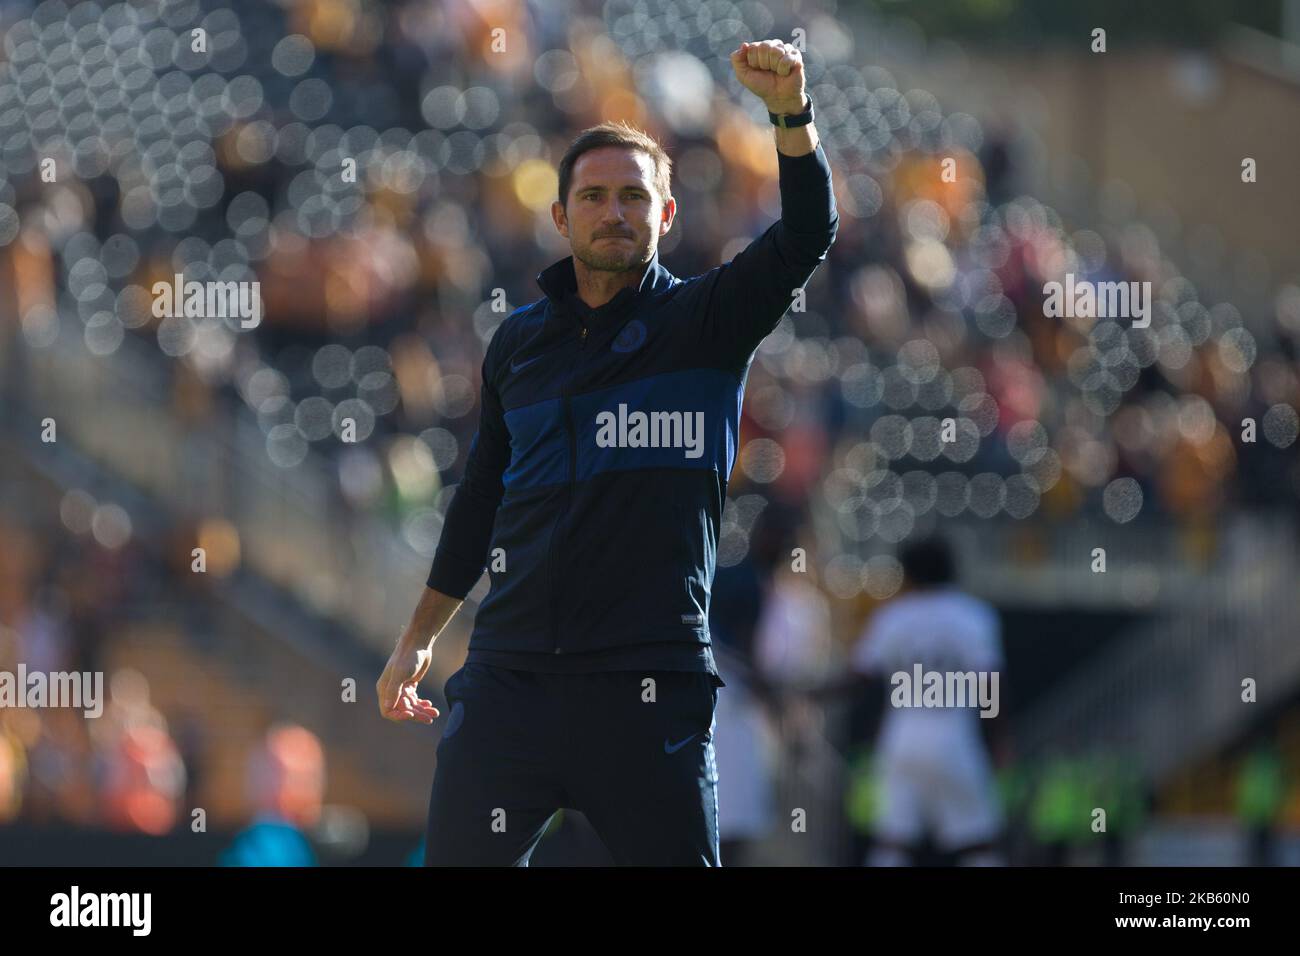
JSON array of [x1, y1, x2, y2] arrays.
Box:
[[600, 197, 629, 227]]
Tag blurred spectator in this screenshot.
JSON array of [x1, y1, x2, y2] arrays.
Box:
[[91, 668, 185, 832], [1029, 755, 1090, 865], [846, 535, 1006, 866], [99, 723, 187, 835], [712, 644, 778, 867], [221, 724, 324, 867], [0, 728, 25, 824], [754, 547, 834, 690], [1235, 741, 1286, 866]]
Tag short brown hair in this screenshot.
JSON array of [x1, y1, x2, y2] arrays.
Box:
[[557, 120, 673, 211]]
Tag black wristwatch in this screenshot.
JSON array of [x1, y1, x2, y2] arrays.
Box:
[[768, 94, 813, 129]]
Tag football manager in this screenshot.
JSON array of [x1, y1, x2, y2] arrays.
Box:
[[378, 38, 838, 866]]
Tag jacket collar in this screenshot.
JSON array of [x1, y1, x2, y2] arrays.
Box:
[[536, 247, 675, 315]]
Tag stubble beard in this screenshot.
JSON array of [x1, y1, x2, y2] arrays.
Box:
[[576, 234, 650, 273]]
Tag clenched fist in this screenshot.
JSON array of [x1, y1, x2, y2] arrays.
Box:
[[730, 39, 806, 116]]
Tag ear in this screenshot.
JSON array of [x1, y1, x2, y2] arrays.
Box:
[[659, 196, 676, 236], [551, 200, 568, 237]]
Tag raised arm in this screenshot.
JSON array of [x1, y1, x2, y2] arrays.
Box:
[[698, 40, 839, 367]]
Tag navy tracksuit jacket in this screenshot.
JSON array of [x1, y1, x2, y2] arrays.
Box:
[[422, 140, 837, 866], [426, 142, 839, 663]]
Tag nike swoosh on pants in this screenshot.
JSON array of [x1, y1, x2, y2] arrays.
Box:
[[664, 733, 698, 754]]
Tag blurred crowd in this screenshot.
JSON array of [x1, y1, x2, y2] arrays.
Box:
[[2, 0, 1296, 579], [3, 492, 1297, 864], [0, 503, 330, 858], [0, 503, 169, 831], [2, 0, 1300, 863]]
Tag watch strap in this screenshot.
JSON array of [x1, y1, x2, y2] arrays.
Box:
[[769, 95, 813, 129]]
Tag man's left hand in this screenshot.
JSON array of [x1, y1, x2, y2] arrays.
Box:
[[730, 39, 806, 116]]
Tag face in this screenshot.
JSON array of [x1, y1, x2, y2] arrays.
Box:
[[553, 146, 675, 273]]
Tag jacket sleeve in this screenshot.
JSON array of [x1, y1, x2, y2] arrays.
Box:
[[697, 140, 839, 367], [425, 332, 512, 598]]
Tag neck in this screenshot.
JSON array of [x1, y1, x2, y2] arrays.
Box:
[[572, 256, 650, 311]]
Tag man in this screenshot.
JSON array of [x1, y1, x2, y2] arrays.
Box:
[[377, 39, 837, 866], [846, 535, 1007, 866]]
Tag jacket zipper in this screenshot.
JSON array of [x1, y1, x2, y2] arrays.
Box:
[[548, 319, 588, 653]]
